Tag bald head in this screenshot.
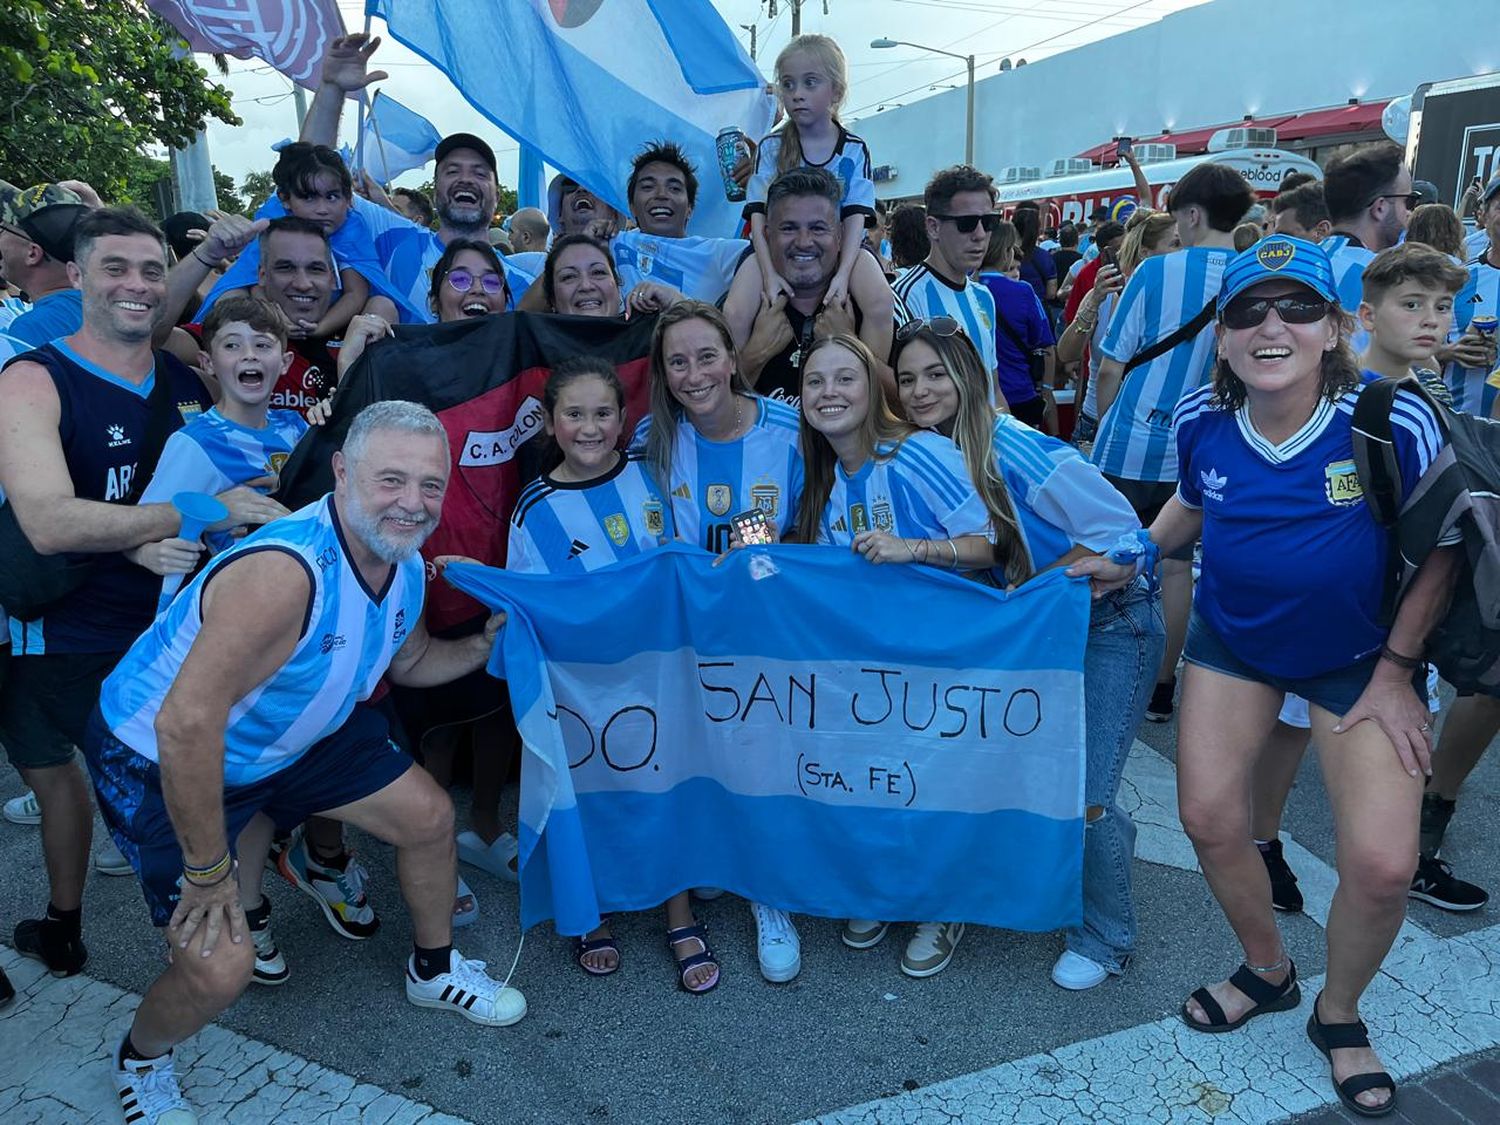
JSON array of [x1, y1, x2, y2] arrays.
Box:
[[508, 208, 550, 253]]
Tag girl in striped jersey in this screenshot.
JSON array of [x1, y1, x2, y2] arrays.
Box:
[[893, 318, 1165, 991], [631, 301, 806, 984], [507, 357, 720, 992], [793, 331, 993, 979]]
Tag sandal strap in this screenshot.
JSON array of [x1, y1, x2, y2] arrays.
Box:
[[674, 949, 718, 974], [576, 936, 619, 955], [1339, 1071, 1395, 1099], [1318, 1016, 1373, 1051], [1229, 961, 1294, 1006], [1188, 986, 1228, 1026], [666, 922, 708, 947]]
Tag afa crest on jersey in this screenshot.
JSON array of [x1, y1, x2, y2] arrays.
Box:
[[750, 482, 780, 517], [872, 501, 894, 532], [1324, 459, 1363, 506]]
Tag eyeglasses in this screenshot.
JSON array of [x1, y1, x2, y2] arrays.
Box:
[[929, 212, 1002, 234], [1220, 293, 1332, 330], [1370, 192, 1422, 211], [896, 315, 965, 343], [445, 268, 506, 295]]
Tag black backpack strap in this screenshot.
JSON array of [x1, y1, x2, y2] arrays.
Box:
[[1121, 298, 1215, 377], [1350, 376, 1405, 527], [123, 353, 188, 505]]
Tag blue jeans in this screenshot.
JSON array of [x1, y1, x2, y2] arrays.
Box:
[[1066, 578, 1165, 974]]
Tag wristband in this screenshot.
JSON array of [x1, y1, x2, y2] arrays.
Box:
[[946, 539, 959, 569], [193, 248, 217, 268], [183, 850, 231, 882], [183, 859, 237, 888], [1379, 645, 1423, 670]]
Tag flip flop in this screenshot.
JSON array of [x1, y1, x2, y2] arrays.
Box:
[[457, 831, 520, 883], [453, 876, 479, 928]]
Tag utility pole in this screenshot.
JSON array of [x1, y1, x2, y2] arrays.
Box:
[[741, 22, 757, 60], [791, 0, 801, 36]]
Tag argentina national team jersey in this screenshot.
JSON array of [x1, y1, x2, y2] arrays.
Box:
[[99, 495, 425, 786], [744, 128, 876, 223], [818, 430, 988, 546], [1092, 246, 1233, 483], [989, 414, 1139, 572], [892, 262, 1000, 381], [139, 408, 309, 553], [508, 453, 672, 574], [611, 230, 749, 305], [1320, 233, 1377, 354], [1445, 254, 1500, 414], [629, 396, 803, 554], [1174, 382, 1448, 679]]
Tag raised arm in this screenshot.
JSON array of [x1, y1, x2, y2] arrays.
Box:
[[300, 33, 388, 148]]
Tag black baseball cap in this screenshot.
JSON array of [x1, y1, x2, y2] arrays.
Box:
[[435, 133, 497, 176], [1089, 205, 1110, 221]]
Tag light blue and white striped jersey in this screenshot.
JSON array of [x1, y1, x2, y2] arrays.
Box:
[[988, 414, 1139, 572], [508, 453, 671, 574], [612, 230, 748, 305], [99, 495, 425, 785], [1321, 233, 1377, 354], [1445, 255, 1500, 415], [629, 396, 803, 555], [1092, 246, 1233, 482], [744, 127, 876, 224], [818, 430, 988, 547], [139, 408, 309, 553], [1465, 229, 1489, 261], [892, 261, 1000, 382]]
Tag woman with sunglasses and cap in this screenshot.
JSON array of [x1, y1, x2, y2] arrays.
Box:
[[893, 314, 1164, 992], [1073, 236, 1460, 1118]]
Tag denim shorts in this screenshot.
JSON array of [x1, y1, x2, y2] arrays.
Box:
[[1183, 610, 1422, 717]]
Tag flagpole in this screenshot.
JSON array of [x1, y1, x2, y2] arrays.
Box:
[[367, 92, 392, 189], [354, 12, 374, 171]]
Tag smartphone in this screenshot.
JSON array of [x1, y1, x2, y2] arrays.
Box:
[[730, 508, 776, 546], [1115, 136, 1133, 158], [1102, 246, 1120, 271]]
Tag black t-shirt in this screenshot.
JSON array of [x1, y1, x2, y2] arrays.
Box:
[[1053, 249, 1083, 285]]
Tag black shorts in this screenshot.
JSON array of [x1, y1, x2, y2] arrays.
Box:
[[0, 650, 122, 770], [1008, 395, 1047, 429], [1100, 475, 1195, 562]]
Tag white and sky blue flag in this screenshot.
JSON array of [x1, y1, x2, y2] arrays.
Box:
[[359, 91, 444, 183], [446, 545, 1090, 938], [367, 0, 774, 237]]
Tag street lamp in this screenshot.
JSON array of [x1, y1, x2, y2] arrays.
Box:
[[871, 37, 976, 165]]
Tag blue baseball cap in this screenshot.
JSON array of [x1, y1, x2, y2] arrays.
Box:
[[1218, 235, 1339, 313]]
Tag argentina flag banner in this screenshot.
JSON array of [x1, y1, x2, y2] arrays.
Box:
[[445, 546, 1090, 937]]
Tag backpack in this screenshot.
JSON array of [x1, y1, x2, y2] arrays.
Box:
[[1351, 375, 1500, 696]]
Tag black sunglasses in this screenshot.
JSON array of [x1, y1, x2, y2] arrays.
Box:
[[930, 212, 1001, 234], [896, 315, 966, 344], [1221, 293, 1332, 330], [1370, 192, 1422, 211]]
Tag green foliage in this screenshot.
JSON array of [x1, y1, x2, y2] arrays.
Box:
[[241, 170, 276, 215], [212, 165, 242, 214], [118, 154, 173, 221], [0, 0, 238, 199]]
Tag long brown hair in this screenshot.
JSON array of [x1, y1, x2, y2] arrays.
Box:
[[643, 301, 756, 492], [792, 333, 914, 545], [893, 326, 1032, 585], [772, 34, 849, 176]]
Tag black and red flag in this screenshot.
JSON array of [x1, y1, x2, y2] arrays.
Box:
[[278, 311, 657, 631]]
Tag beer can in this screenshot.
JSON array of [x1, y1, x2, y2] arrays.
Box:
[[717, 127, 747, 203], [1473, 314, 1498, 337]]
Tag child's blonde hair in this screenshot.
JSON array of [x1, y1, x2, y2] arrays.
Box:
[[772, 34, 849, 176]]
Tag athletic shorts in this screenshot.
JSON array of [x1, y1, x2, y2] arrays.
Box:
[[1278, 665, 1441, 729], [1100, 475, 1195, 562], [82, 704, 413, 926], [1185, 610, 1424, 718], [0, 651, 122, 771]]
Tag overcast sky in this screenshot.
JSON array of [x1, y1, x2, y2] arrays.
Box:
[[199, 0, 1210, 190]]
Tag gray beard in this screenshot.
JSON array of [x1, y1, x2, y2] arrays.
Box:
[[439, 203, 488, 235]]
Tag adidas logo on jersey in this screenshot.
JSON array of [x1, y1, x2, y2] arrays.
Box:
[[567, 538, 590, 558], [1200, 468, 1227, 502], [106, 423, 131, 448]]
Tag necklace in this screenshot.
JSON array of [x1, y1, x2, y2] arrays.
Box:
[[702, 395, 744, 441]]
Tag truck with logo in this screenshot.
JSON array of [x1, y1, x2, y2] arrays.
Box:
[[1408, 71, 1500, 208]]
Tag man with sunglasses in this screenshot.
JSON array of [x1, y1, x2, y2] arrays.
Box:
[[891, 165, 1003, 393], [1321, 142, 1416, 355], [0, 181, 88, 347]]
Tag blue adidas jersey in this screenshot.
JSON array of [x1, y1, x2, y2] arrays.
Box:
[[893, 262, 1000, 384], [1321, 233, 1377, 354], [99, 495, 425, 785], [629, 396, 803, 555], [744, 127, 876, 224], [989, 414, 1139, 572], [1092, 246, 1233, 483], [1445, 254, 1500, 415], [818, 430, 988, 547], [5, 342, 212, 655], [612, 230, 748, 305], [508, 454, 671, 574], [139, 408, 308, 553], [1174, 382, 1446, 678]]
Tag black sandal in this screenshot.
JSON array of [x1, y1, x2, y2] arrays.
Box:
[[575, 916, 619, 977], [1306, 992, 1398, 1118], [666, 921, 720, 995], [1181, 959, 1300, 1033]]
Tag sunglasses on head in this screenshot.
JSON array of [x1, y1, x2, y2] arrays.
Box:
[[1220, 292, 1332, 330], [895, 315, 966, 344], [930, 212, 1001, 234], [445, 267, 505, 295]]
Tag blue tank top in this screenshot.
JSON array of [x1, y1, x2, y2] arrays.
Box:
[[6, 341, 212, 654], [100, 494, 426, 784]]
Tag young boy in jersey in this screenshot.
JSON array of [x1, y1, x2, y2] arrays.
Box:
[[1358, 242, 1466, 408]]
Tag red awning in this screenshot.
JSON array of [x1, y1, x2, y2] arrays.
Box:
[[1282, 101, 1385, 140], [1074, 103, 1378, 163]]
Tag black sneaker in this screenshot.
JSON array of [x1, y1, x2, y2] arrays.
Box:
[[1409, 856, 1489, 912], [1145, 677, 1176, 723], [13, 917, 88, 977], [0, 965, 14, 1010], [1258, 839, 1304, 913]]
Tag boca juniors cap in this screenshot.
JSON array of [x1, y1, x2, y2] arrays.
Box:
[[1218, 235, 1339, 312]]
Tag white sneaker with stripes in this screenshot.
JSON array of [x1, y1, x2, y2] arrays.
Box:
[[404, 948, 526, 1027], [113, 1043, 196, 1124]]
